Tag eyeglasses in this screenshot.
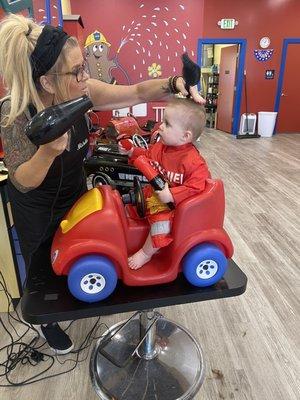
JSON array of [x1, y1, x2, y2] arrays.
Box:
[[48, 61, 89, 82]]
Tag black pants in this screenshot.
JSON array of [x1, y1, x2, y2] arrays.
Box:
[[23, 236, 57, 291]]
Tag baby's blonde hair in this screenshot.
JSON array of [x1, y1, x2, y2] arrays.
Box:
[[0, 14, 78, 127], [168, 97, 206, 141]]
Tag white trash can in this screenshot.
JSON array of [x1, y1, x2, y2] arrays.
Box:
[[258, 112, 277, 137]]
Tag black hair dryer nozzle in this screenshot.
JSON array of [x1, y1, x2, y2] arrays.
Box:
[[25, 95, 93, 146]]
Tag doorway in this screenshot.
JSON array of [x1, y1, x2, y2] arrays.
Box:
[[197, 38, 247, 135], [275, 38, 300, 133]]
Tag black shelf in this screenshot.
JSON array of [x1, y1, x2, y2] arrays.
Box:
[[204, 72, 219, 127]]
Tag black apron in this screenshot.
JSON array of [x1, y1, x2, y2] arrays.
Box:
[[8, 113, 89, 271]]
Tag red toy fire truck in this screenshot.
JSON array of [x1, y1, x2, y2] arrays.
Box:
[[51, 157, 233, 303]]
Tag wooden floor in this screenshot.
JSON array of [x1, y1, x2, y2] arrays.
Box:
[[0, 131, 299, 399]]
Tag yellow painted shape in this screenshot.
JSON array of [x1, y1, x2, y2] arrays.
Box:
[[146, 194, 169, 214], [84, 31, 111, 48], [60, 188, 103, 234]]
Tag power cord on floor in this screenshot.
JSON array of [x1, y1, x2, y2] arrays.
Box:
[[0, 271, 109, 387]]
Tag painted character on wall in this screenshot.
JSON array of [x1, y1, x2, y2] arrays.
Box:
[[84, 30, 117, 84], [84, 30, 130, 84]]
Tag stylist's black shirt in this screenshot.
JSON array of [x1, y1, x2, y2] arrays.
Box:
[[7, 114, 89, 268]]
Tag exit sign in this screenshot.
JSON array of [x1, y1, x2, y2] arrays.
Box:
[[219, 19, 237, 29]]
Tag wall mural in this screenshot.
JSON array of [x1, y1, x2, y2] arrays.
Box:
[[84, 30, 130, 84], [84, 1, 195, 84], [122, 2, 194, 81]]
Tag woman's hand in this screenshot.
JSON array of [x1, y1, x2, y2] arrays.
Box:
[[175, 77, 206, 105], [39, 132, 69, 159], [155, 182, 174, 204]]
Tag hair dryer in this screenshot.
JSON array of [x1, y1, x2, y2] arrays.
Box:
[[25, 95, 93, 146], [133, 155, 175, 210]]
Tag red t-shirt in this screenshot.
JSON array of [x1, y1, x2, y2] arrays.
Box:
[[131, 142, 210, 206]]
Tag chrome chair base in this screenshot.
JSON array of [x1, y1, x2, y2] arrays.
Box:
[[90, 311, 205, 400]]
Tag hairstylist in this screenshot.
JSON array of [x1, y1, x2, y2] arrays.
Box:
[[0, 14, 204, 354]]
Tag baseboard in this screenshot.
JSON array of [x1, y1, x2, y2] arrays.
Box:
[[236, 133, 261, 139]]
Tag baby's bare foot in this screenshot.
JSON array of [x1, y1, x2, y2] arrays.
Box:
[[128, 249, 151, 270]]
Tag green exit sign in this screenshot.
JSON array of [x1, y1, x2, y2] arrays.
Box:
[[219, 19, 236, 29]]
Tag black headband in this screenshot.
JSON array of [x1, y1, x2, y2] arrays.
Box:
[[30, 25, 70, 82]]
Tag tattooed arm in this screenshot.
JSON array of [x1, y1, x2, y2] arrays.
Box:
[[87, 78, 173, 110], [1, 101, 68, 192], [87, 76, 203, 110]]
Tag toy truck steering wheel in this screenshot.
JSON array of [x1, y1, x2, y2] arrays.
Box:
[[132, 134, 148, 149], [133, 176, 146, 218]]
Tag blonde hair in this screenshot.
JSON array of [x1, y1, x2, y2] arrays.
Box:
[[0, 14, 79, 127], [168, 97, 206, 141]]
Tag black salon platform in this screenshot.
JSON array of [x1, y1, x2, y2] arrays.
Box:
[[21, 246, 247, 400]]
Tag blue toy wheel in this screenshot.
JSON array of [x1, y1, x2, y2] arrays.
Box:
[[67, 255, 118, 303], [182, 243, 227, 287]]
